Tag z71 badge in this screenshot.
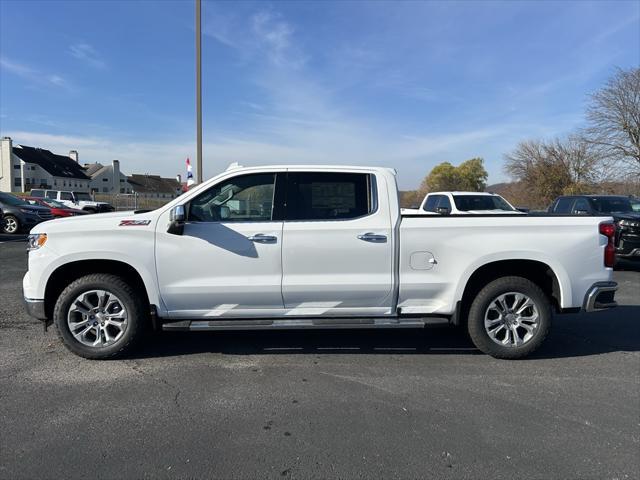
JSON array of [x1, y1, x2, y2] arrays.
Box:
[[119, 220, 151, 226]]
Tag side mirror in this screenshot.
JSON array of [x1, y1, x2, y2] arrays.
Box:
[[167, 205, 186, 235], [220, 205, 230, 220], [436, 206, 450, 215]]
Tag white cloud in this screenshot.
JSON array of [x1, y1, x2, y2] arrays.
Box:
[[69, 43, 107, 69], [1, 124, 511, 189], [0, 57, 71, 90], [203, 7, 305, 69]]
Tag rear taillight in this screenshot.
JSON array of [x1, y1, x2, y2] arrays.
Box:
[[599, 222, 616, 268]]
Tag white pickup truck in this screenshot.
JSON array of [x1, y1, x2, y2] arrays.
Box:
[[23, 164, 618, 360], [403, 191, 524, 215]]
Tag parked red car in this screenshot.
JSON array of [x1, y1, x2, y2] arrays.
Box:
[[24, 197, 88, 218]]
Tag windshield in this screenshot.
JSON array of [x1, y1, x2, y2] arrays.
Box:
[[453, 195, 515, 211], [0, 193, 29, 206], [74, 192, 92, 201], [588, 197, 633, 213]]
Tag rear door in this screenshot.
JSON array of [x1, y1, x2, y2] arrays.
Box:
[[280, 171, 394, 317]]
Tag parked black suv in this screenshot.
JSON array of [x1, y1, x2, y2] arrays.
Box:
[[548, 195, 640, 260], [0, 192, 54, 234]]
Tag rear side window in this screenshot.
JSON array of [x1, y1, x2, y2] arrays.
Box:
[[45, 191, 57, 199], [553, 198, 574, 213], [30, 190, 45, 198], [286, 172, 375, 221], [60, 192, 73, 201], [423, 195, 440, 212]]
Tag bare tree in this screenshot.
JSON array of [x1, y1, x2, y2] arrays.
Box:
[[503, 137, 602, 208], [582, 67, 640, 177]]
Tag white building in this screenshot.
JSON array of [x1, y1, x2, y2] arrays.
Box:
[[0, 137, 91, 193], [127, 174, 182, 200], [85, 160, 133, 194]]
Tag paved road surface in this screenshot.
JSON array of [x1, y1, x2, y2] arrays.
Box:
[[1, 240, 638, 479]]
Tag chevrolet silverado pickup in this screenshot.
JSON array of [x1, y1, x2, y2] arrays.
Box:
[[23, 164, 618, 359]]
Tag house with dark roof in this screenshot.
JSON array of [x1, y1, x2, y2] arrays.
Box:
[[84, 160, 133, 194], [127, 174, 182, 200], [1, 137, 91, 193]]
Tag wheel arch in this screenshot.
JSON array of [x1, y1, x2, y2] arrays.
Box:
[[44, 259, 151, 320], [458, 259, 564, 324]]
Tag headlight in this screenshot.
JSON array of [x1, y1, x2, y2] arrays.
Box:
[[619, 220, 640, 228], [27, 233, 47, 251]]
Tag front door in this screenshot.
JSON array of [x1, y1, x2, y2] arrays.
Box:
[[156, 172, 285, 318], [280, 171, 394, 317]]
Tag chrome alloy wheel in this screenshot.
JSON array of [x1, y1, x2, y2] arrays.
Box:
[[484, 292, 539, 347], [67, 290, 128, 348], [3, 216, 18, 233]]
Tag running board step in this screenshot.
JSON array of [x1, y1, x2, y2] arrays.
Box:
[[162, 317, 449, 331]]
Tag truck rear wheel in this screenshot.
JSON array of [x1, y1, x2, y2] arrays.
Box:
[[467, 276, 551, 359], [53, 274, 147, 359]]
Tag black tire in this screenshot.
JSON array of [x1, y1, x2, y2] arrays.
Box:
[[2, 214, 20, 234], [467, 276, 551, 359], [53, 274, 148, 359]]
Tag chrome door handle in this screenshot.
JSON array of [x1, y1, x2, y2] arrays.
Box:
[[247, 234, 277, 243], [357, 232, 387, 243]]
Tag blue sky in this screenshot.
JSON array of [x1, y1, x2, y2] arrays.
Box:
[[1, 0, 638, 189]]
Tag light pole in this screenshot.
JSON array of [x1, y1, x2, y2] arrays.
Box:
[[195, 0, 203, 183]]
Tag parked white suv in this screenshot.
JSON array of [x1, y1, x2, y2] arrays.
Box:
[[23, 164, 617, 360], [30, 189, 114, 213]]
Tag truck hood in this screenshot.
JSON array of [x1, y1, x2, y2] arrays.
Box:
[[612, 212, 640, 221], [30, 210, 157, 234]]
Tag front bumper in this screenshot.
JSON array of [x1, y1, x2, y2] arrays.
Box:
[[583, 282, 618, 312], [24, 297, 47, 320], [616, 230, 640, 258]]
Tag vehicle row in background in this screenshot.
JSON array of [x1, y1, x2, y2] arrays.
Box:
[[548, 195, 640, 260], [29, 189, 114, 213], [0, 190, 111, 234], [0, 192, 54, 234], [24, 197, 88, 218]]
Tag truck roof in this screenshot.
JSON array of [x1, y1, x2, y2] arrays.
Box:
[[427, 191, 500, 196], [223, 163, 398, 175]]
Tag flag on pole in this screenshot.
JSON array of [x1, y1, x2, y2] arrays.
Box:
[[186, 157, 195, 187]]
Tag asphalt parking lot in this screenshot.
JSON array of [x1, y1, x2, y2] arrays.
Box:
[[1, 237, 638, 479]]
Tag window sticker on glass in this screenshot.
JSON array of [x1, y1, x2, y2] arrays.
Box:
[[311, 182, 356, 211]]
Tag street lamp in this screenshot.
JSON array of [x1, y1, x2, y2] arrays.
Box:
[[195, 0, 203, 183]]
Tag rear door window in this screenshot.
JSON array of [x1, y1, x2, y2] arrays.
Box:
[[285, 172, 375, 221], [572, 198, 590, 214], [553, 198, 574, 213], [60, 192, 73, 201], [45, 191, 58, 199]]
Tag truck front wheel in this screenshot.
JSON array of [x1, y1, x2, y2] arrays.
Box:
[[53, 274, 147, 359], [467, 276, 551, 359]]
